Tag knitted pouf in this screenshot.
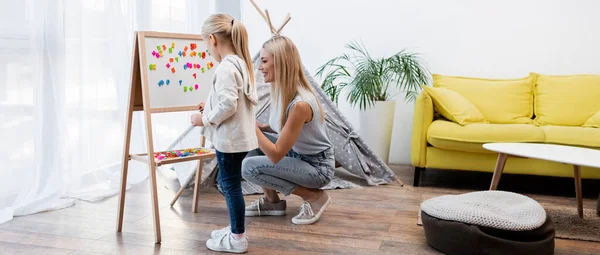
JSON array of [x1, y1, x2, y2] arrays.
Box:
[[420, 191, 555, 255]]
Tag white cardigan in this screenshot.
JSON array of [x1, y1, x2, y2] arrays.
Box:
[[202, 55, 258, 153]]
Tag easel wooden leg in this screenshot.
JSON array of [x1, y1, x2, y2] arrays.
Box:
[[192, 159, 204, 213], [143, 112, 161, 243], [170, 184, 187, 207], [116, 37, 138, 232], [116, 117, 132, 232], [116, 116, 132, 232]]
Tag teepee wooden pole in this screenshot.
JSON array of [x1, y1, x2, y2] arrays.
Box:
[[265, 9, 276, 34], [276, 14, 291, 34], [249, 0, 267, 22]]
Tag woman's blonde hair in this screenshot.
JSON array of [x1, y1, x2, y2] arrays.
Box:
[[262, 36, 325, 129], [201, 13, 254, 87]]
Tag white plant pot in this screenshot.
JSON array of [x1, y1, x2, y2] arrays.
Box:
[[358, 101, 396, 164]]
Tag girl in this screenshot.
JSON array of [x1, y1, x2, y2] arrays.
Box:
[[241, 36, 334, 225], [190, 13, 256, 253]]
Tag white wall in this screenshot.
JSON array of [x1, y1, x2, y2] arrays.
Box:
[[240, 0, 600, 165]]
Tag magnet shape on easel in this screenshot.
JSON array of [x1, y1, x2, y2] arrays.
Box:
[[169, 48, 173, 54], [158, 80, 164, 86], [171, 67, 176, 73], [183, 64, 187, 70], [171, 42, 175, 48], [169, 58, 174, 63], [166, 79, 170, 85], [187, 63, 192, 68], [179, 80, 182, 85], [178, 51, 183, 57], [175, 57, 179, 62], [201, 67, 205, 73], [166, 63, 171, 68], [182, 51, 187, 57], [195, 84, 199, 90], [190, 43, 197, 50], [193, 73, 196, 79], [156, 46, 161, 50], [201, 51, 206, 59], [184, 46, 189, 51], [184, 86, 188, 92]]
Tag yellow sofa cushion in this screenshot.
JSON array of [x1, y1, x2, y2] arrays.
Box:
[[427, 120, 545, 153], [432, 74, 535, 124], [533, 73, 600, 126], [542, 125, 600, 148], [583, 111, 600, 128], [422, 86, 486, 125]]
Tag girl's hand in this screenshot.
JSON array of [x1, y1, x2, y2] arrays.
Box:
[[191, 113, 204, 126], [198, 102, 205, 113]]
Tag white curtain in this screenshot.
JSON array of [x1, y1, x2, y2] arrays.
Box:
[[0, 0, 214, 224]]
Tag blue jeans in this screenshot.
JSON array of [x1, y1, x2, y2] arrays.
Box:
[[241, 145, 335, 196], [216, 150, 248, 234]]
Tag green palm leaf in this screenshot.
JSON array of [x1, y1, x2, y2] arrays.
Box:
[[316, 40, 430, 110]]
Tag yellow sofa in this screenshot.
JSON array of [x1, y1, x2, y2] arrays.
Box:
[[410, 73, 600, 186]]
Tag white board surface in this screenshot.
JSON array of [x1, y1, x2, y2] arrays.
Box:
[[142, 35, 218, 109]]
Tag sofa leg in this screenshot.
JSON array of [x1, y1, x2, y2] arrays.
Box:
[[414, 167, 424, 187]]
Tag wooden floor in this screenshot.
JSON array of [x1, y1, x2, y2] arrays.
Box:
[[1, 165, 600, 254]]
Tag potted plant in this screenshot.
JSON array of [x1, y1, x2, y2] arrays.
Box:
[[315, 41, 430, 163]]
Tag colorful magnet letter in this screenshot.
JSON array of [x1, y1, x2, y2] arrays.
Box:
[[183, 64, 187, 70], [195, 84, 199, 90], [171, 42, 175, 48], [156, 46, 161, 50], [184, 86, 188, 92], [190, 43, 197, 50], [169, 48, 173, 53], [166, 79, 170, 85], [149, 64, 156, 70], [193, 73, 196, 79], [175, 57, 179, 62], [171, 67, 176, 73], [187, 63, 192, 68], [179, 80, 182, 85], [169, 58, 174, 63], [201, 52, 206, 59], [182, 51, 187, 57], [158, 80, 164, 86], [178, 51, 183, 57], [166, 63, 171, 68], [201, 67, 205, 73], [184, 46, 188, 51]]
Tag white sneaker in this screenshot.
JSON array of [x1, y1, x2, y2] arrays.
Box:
[[206, 232, 248, 253], [291, 196, 331, 225], [211, 225, 231, 239]]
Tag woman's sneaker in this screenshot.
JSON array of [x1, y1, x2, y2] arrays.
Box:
[[245, 197, 286, 216], [292, 194, 331, 225], [206, 232, 248, 253]]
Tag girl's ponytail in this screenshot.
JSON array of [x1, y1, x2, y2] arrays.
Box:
[[231, 20, 255, 87]]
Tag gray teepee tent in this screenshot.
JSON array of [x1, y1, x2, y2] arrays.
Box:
[[164, 3, 403, 200]]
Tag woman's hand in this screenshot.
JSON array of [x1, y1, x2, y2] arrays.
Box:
[[198, 102, 205, 113], [256, 121, 268, 131], [191, 113, 204, 126], [255, 102, 311, 164]]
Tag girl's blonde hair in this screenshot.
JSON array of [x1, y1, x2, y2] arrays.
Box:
[[201, 13, 254, 87], [262, 36, 325, 129]]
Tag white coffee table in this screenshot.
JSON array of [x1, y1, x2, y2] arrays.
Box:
[[483, 142, 600, 218]]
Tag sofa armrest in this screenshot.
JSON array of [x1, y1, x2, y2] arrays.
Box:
[[411, 91, 434, 168]]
